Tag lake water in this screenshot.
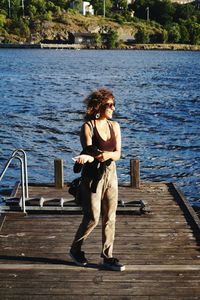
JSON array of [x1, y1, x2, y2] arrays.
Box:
[[0, 49, 199, 203]]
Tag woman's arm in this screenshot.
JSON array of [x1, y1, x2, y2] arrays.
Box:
[[80, 122, 93, 148], [74, 123, 94, 164]]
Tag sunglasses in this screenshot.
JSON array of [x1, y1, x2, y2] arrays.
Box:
[[103, 102, 115, 109]]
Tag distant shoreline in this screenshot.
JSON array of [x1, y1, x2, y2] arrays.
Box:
[[0, 43, 200, 51]]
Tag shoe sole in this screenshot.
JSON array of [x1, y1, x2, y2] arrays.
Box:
[[69, 252, 88, 267], [102, 263, 126, 271]]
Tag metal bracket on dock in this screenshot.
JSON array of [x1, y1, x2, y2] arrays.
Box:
[[1, 195, 150, 214], [118, 199, 150, 214]]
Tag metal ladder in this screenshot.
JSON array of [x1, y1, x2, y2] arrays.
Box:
[[0, 149, 29, 213]]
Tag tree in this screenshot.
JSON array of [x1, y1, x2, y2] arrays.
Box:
[[179, 22, 189, 44], [28, 0, 46, 14], [27, 4, 37, 18], [150, 29, 168, 43], [161, 29, 168, 43], [94, 32, 103, 48], [106, 30, 118, 48], [9, 0, 22, 18], [174, 3, 196, 22], [187, 21, 200, 45], [46, 2, 61, 15], [114, 0, 128, 11], [44, 10, 52, 21], [133, 0, 175, 25], [72, 0, 82, 12], [19, 18, 30, 37], [91, 0, 112, 16], [135, 27, 150, 43], [167, 23, 181, 43]]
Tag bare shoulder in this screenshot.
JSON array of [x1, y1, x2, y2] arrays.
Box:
[[110, 120, 120, 130]]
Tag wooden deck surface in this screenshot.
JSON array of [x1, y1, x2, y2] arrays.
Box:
[[0, 181, 200, 299]]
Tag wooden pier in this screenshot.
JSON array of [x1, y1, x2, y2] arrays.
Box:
[[0, 160, 200, 299]]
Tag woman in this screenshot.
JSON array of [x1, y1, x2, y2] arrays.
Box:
[[70, 88, 125, 271]]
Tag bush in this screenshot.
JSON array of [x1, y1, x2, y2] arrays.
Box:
[[188, 22, 200, 45], [19, 18, 30, 38], [113, 13, 125, 25], [179, 23, 189, 44], [135, 27, 150, 43], [167, 23, 181, 43], [149, 29, 168, 43], [106, 30, 119, 49], [44, 11, 53, 21], [161, 29, 168, 43], [27, 5, 37, 18], [0, 13, 6, 27], [94, 32, 103, 48]]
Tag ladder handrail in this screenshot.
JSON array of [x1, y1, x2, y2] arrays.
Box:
[[0, 149, 29, 213], [11, 149, 29, 198]]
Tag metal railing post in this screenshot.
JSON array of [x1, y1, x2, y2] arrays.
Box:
[[12, 149, 29, 198], [0, 149, 28, 213], [15, 156, 26, 213]]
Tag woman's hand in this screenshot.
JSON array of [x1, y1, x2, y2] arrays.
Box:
[[95, 152, 110, 162], [73, 154, 94, 164]]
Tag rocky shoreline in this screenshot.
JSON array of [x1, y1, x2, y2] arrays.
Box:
[[0, 43, 200, 51]]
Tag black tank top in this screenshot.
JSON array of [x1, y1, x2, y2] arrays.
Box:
[[92, 121, 116, 152]]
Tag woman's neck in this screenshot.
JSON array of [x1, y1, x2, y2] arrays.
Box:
[[96, 117, 107, 124]]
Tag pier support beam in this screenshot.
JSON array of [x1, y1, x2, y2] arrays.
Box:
[[54, 159, 64, 189], [130, 159, 140, 188]]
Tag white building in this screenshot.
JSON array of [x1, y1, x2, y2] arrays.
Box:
[[81, 2, 94, 16]]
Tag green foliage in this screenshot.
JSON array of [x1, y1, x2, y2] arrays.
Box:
[[0, 13, 6, 27], [187, 21, 200, 45], [43, 10, 52, 21], [116, 0, 128, 11], [46, 2, 61, 15], [167, 23, 181, 43], [179, 22, 189, 44], [133, 0, 200, 44], [106, 30, 119, 48], [149, 29, 168, 43], [19, 18, 31, 37], [135, 27, 150, 43], [162, 29, 168, 43], [72, 0, 83, 12], [27, 4, 37, 18], [133, 0, 175, 25], [174, 3, 196, 21], [94, 32, 103, 47], [8, 17, 30, 38], [113, 13, 125, 24], [91, 0, 113, 16]]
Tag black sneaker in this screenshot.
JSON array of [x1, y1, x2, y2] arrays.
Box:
[[103, 257, 125, 271], [70, 250, 88, 266]]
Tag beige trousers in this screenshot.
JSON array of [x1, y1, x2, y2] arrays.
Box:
[[71, 161, 118, 258]]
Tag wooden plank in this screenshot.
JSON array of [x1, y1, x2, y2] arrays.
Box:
[[1, 263, 200, 271], [1, 180, 200, 299], [171, 183, 200, 234], [0, 285, 200, 297]]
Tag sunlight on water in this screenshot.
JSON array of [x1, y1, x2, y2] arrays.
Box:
[[0, 49, 200, 202]]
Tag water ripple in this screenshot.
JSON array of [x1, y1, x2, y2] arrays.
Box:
[[0, 49, 200, 202]]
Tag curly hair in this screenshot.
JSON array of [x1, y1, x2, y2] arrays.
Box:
[[83, 88, 115, 120]]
